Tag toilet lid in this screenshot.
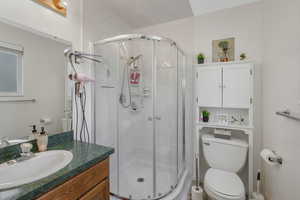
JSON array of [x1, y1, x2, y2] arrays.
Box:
[[205, 168, 245, 197]]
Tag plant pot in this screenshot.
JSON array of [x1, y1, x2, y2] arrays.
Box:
[[203, 116, 209, 122], [198, 58, 204, 64]]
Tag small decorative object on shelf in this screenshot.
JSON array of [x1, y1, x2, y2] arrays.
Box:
[[197, 53, 205, 64], [218, 41, 229, 62], [212, 37, 235, 62], [240, 53, 246, 60], [202, 110, 210, 122]]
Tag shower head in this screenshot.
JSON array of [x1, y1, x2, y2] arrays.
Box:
[[127, 54, 142, 65]]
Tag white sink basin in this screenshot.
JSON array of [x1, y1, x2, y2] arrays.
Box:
[[0, 150, 73, 190]]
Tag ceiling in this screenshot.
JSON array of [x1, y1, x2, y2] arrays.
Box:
[[189, 0, 261, 16], [103, 0, 261, 29], [103, 0, 193, 28]]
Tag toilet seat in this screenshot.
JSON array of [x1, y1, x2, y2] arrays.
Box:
[[204, 168, 245, 200]]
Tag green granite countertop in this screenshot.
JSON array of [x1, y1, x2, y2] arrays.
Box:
[[0, 132, 114, 200]]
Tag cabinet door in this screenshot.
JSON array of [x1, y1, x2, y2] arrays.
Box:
[[195, 66, 222, 107], [37, 159, 109, 200], [222, 64, 252, 108], [80, 179, 109, 200]]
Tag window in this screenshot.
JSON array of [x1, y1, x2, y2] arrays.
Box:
[[0, 41, 23, 96]]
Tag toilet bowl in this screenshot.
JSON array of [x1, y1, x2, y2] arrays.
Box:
[[204, 168, 245, 200], [202, 134, 248, 200]]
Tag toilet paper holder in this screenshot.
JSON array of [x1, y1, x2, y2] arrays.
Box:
[[268, 153, 283, 165]]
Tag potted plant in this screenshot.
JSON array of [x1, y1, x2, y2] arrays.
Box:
[[240, 53, 246, 60], [218, 41, 229, 62], [202, 110, 210, 122], [197, 53, 205, 64]]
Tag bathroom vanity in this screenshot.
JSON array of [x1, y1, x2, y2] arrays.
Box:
[[0, 131, 114, 200], [37, 159, 109, 200]]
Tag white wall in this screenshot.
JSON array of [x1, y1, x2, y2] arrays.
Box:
[[82, 0, 133, 142], [262, 0, 300, 199], [0, 0, 133, 53], [136, 2, 263, 190], [0, 21, 68, 139], [83, 0, 132, 47], [0, 0, 82, 48], [0, 0, 133, 141]]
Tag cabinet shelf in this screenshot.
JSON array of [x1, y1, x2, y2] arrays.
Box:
[[193, 60, 253, 66], [196, 122, 253, 131]]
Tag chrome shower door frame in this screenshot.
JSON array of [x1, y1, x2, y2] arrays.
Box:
[[93, 34, 186, 200]]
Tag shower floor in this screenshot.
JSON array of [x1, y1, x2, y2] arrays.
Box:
[[114, 161, 177, 199], [119, 166, 152, 199], [110, 169, 190, 200]]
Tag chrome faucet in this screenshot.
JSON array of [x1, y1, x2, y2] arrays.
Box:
[[230, 116, 239, 123], [18, 143, 34, 161], [0, 143, 35, 167], [0, 137, 10, 148]]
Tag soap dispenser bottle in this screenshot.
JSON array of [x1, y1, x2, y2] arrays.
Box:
[[37, 127, 48, 152], [32, 125, 38, 138]]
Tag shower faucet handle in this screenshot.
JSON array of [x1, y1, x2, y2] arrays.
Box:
[[155, 116, 162, 120]]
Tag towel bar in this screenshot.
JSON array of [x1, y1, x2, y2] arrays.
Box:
[[276, 110, 300, 121], [0, 99, 36, 103]]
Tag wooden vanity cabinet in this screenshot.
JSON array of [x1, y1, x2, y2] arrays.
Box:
[[79, 179, 109, 200], [37, 158, 109, 200]]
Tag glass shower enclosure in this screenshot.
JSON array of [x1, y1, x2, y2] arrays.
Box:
[[93, 34, 186, 200]]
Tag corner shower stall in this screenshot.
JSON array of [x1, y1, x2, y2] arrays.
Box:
[[93, 34, 186, 200]]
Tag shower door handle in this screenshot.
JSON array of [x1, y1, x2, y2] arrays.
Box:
[[147, 116, 161, 121]]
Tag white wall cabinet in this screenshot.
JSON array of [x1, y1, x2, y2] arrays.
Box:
[[195, 62, 253, 109]]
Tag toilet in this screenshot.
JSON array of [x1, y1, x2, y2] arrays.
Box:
[[202, 134, 248, 200]]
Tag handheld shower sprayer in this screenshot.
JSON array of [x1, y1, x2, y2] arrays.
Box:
[[119, 53, 144, 110], [127, 55, 142, 65]]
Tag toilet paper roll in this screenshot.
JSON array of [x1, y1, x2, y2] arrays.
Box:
[[62, 118, 72, 132], [40, 118, 52, 125], [191, 186, 203, 200], [260, 149, 276, 166]]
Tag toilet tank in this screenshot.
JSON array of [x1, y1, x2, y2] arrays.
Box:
[[202, 134, 248, 172]]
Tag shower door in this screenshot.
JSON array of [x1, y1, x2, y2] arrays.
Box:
[[118, 40, 155, 199], [117, 40, 179, 199], [94, 35, 185, 200], [154, 41, 178, 197]]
